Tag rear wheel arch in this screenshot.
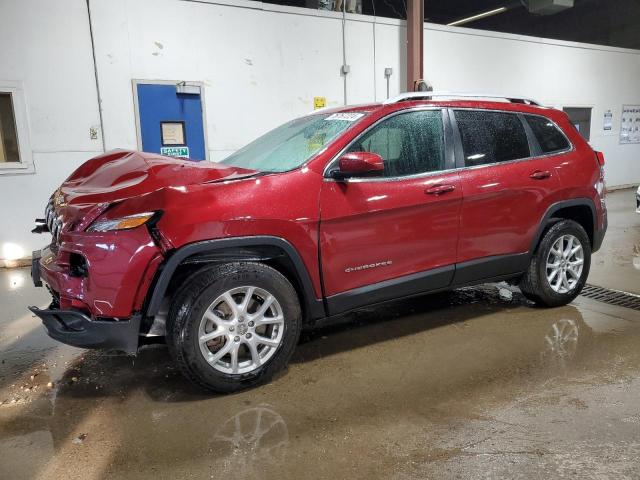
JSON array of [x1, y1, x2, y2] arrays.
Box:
[[530, 199, 596, 255], [143, 236, 325, 324]]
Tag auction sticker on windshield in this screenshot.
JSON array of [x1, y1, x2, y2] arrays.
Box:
[[325, 113, 364, 122]]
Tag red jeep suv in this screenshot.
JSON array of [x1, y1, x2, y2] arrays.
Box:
[[30, 92, 607, 392]]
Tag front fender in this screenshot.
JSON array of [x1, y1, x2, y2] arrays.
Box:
[[144, 236, 325, 321]]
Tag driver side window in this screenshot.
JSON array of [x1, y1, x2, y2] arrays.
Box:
[[347, 110, 444, 177]]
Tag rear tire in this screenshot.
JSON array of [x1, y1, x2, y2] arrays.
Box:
[[520, 219, 591, 307], [167, 262, 302, 393]]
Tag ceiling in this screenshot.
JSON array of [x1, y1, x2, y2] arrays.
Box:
[[264, 0, 639, 49], [364, 0, 640, 49]]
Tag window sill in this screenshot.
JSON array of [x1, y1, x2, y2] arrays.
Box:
[[0, 162, 35, 175]]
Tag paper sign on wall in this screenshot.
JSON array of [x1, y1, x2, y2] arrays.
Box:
[[603, 110, 613, 131], [161, 122, 185, 145], [314, 96, 326, 110], [620, 105, 640, 144]]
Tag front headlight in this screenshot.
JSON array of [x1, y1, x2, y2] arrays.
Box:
[[86, 212, 157, 233]]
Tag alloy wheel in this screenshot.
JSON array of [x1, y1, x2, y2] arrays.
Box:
[[546, 234, 584, 294], [198, 286, 285, 374]]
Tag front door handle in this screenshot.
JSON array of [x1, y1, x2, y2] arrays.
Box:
[[530, 170, 551, 180], [425, 184, 456, 195]]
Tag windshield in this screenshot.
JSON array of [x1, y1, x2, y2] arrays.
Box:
[[220, 112, 366, 173]]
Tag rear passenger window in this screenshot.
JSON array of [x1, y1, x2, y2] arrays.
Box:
[[455, 110, 530, 166], [348, 110, 444, 177], [525, 115, 570, 154]]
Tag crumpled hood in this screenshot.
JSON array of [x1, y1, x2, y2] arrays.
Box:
[[59, 149, 257, 205], [42, 150, 258, 236]]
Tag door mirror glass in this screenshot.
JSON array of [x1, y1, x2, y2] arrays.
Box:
[[333, 151, 384, 179]]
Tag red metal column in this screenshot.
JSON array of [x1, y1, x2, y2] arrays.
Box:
[[406, 0, 424, 92]]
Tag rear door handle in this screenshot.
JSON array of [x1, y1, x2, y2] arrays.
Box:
[[530, 170, 551, 180], [425, 184, 456, 195]]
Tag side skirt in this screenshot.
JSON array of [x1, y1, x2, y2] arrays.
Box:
[[320, 253, 528, 321], [325, 265, 454, 317], [452, 253, 529, 286]]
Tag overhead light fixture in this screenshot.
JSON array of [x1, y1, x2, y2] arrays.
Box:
[[447, 6, 508, 26]]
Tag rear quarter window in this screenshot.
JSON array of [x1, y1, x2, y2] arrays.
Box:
[[524, 115, 570, 154], [454, 110, 530, 167]]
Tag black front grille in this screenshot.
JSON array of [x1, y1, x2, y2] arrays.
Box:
[[580, 284, 640, 311], [44, 198, 63, 247]]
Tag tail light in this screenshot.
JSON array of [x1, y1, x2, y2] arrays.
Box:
[[595, 151, 606, 206]]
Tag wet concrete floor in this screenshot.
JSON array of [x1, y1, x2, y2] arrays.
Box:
[[1, 189, 639, 479]]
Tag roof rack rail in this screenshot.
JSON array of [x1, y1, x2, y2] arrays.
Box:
[[383, 91, 541, 106]]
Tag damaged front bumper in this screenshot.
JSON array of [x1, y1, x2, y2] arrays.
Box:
[[28, 305, 141, 354], [30, 248, 143, 354]]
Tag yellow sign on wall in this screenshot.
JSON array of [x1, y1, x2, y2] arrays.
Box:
[[313, 96, 326, 110]]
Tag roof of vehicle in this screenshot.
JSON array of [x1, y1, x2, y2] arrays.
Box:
[[316, 92, 559, 118]]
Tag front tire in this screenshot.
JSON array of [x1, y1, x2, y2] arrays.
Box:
[[167, 262, 302, 393], [520, 219, 591, 307]]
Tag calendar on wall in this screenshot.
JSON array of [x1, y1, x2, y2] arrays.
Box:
[[620, 105, 640, 144]]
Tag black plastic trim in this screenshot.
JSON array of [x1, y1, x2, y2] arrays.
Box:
[[29, 306, 141, 354], [518, 113, 543, 157], [31, 251, 42, 287], [452, 253, 529, 286], [592, 211, 607, 253], [145, 236, 325, 320], [449, 108, 465, 169], [319, 253, 530, 323], [529, 198, 598, 254], [326, 265, 454, 316], [442, 108, 456, 171]]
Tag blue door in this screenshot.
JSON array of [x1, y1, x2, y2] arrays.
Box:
[[136, 83, 206, 161]]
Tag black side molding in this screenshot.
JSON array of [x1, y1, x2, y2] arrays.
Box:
[[452, 253, 529, 286], [529, 198, 599, 254], [144, 236, 325, 320], [326, 265, 454, 316]]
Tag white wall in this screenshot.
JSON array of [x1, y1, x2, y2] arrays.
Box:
[[89, 0, 382, 161], [0, 0, 102, 263], [1, 0, 639, 262], [424, 23, 640, 188]]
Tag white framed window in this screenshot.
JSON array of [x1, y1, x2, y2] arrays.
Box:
[[0, 81, 33, 174]]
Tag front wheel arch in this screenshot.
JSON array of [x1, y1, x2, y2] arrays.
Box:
[[143, 236, 325, 323]]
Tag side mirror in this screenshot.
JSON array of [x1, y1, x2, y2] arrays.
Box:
[[331, 151, 384, 180]]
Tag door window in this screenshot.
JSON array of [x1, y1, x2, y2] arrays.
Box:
[[455, 110, 530, 166], [347, 110, 445, 177], [524, 114, 571, 154]]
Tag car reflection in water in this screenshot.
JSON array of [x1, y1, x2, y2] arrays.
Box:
[[541, 318, 580, 371], [209, 405, 289, 478]]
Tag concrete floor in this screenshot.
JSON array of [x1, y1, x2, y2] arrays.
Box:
[[1, 189, 639, 480]]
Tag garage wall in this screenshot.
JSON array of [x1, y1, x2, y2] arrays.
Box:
[[0, 0, 103, 264], [1, 0, 639, 261], [89, 0, 640, 181], [88, 0, 393, 161], [424, 23, 640, 188]]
